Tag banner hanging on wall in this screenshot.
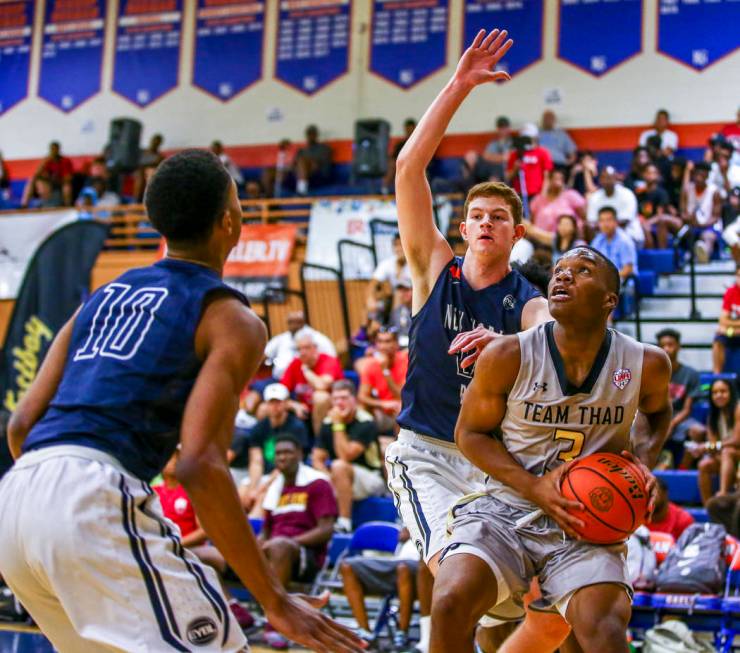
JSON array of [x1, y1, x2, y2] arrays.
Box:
[[369, 0, 448, 89], [462, 0, 543, 79], [0, 1, 35, 115], [657, 0, 740, 71], [113, 0, 183, 107], [558, 0, 642, 77], [192, 0, 265, 100], [275, 0, 351, 95], [38, 0, 106, 112]]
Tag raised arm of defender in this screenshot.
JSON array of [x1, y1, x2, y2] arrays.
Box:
[[395, 29, 512, 311]]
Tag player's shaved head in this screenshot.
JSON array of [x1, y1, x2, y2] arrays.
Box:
[[560, 246, 621, 295]]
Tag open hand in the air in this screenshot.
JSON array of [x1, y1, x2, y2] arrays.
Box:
[[453, 29, 514, 88]]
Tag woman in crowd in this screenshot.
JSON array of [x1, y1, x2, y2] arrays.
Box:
[[695, 379, 739, 504], [525, 213, 587, 264], [529, 167, 586, 233]]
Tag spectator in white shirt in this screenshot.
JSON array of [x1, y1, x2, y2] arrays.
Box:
[[265, 310, 337, 379], [639, 109, 679, 156], [587, 166, 643, 247], [211, 140, 244, 187], [366, 234, 410, 320]]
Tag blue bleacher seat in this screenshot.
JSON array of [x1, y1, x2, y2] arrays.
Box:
[[636, 270, 656, 296], [637, 249, 676, 275], [700, 372, 738, 393], [691, 399, 710, 424], [343, 369, 360, 390], [352, 496, 399, 528], [655, 470, 703, 505], [327, 532, 352, 566], [687, 507, 709, 523]]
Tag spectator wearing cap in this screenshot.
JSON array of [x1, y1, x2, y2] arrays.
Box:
[[313, 380, 386, 533], [366, 234, 410, 323], [234, 383, 310, 512], [506, 123, 553, 199], [657, 328, 704, 467], [358, 327, 408, 449], [587, 166, 643, 246], [639, 109, 679, 156], [281, 330, 344, 436], [529, 167, 586, 233], [260, 433, 338, 648], [461, 116, 513, 188], [538, 110, 577, 168], [713, 263, 740, 373], [265, 310, 336, 380]]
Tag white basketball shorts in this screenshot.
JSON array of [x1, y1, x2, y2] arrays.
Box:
[[0, 445, 248, 652]]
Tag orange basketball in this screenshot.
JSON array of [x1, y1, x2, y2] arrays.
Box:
[[560, 452, 649, 545]]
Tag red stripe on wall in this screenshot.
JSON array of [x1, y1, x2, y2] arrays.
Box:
[[5, 121, 726, 178]]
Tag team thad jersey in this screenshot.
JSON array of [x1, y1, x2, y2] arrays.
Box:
[[488, 322, 645, 510], [23, 259, 248, 481], [397, 257, 540, 443]]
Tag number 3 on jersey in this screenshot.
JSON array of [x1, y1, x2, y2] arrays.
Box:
[[74, 283, 168, 361], [554, 428, 585, 462]]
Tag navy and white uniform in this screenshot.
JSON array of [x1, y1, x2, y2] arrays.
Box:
[[0, 259, 249, 652], [385, 256, 540, 563]]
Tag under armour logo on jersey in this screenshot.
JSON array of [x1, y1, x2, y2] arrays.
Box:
[[502, 294, 516, 310], [532, 381, 548, 393]]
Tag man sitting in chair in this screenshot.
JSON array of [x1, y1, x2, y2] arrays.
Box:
[[260, 434, 338, 649]]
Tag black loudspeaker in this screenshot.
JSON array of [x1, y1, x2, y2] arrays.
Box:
[[105, 118, 142, 171], [353, 119, 390, 178]]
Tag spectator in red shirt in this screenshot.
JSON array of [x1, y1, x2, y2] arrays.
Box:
[[647, 478, 694, 541], [358, 327, 408, 448], [506, 123, 553, 200], [22, 141, 74, 207], [260, 434, 337, 648], [281, 330, 343, 435], [714, 264, 740, 373]]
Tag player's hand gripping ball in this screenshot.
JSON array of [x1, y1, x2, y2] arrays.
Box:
[[560, 453, 648, 544]]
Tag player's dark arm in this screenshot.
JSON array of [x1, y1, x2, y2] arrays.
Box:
[[396, 30, 511, 308], [630, 346, 673, 468], [7, 312, 77, 458], [455, 337, 584, 538], [177, 295, 364, 653], [293, 515, 335, 548]]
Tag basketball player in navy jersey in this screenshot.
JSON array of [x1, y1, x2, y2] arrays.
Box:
[[0, 151, 364, 653], [385, 28, 572, 652], [431, 247, 672, 652]]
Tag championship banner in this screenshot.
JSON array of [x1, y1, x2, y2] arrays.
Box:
[[38, 0, 106, 112], [658, 0, 740, 71], [369, 0, 448, 89], [113, 0, 183, 107], [224, 224, 298, 300], [462, 0, 543, 79], [275, 0, 351, 95], [557, 0, 642, 77], [0, 0, 35, 115], [0, 209, 78, 300], [192, 0, 265, 100], [306, 199, 451, 279], [0, 221, 108, 413]]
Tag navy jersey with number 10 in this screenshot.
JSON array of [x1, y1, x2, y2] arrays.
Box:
[[23, 258, 248, 481]]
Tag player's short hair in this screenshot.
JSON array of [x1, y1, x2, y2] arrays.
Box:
[[145, 149, 232, 244], [274, 433, 303, 451], [512, 259, 550, 296], [331, 379, 357, 395], [566, 246, 621, 296], [463, 181, 523, 225], [656, 327, 681, 344]]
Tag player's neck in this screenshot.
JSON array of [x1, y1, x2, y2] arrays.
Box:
[[552, 320, 608, 360], [461, 253, 510, 290], [166, 244, 224, 276]]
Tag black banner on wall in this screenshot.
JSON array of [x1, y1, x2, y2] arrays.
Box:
[[0, 221, 108, 412]]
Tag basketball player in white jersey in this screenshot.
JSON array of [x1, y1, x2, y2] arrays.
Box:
[[387, 28, 572, 652], [431, 247, 673, 652]]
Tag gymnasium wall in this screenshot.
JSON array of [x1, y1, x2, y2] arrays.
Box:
[[1, 0, 738, 167]]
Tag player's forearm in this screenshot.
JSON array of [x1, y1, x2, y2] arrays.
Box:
[[396, 79, 472, 174], [457, 430, 537, 498], [178, 451, 286, 612], [632, 408, 673, 468]]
